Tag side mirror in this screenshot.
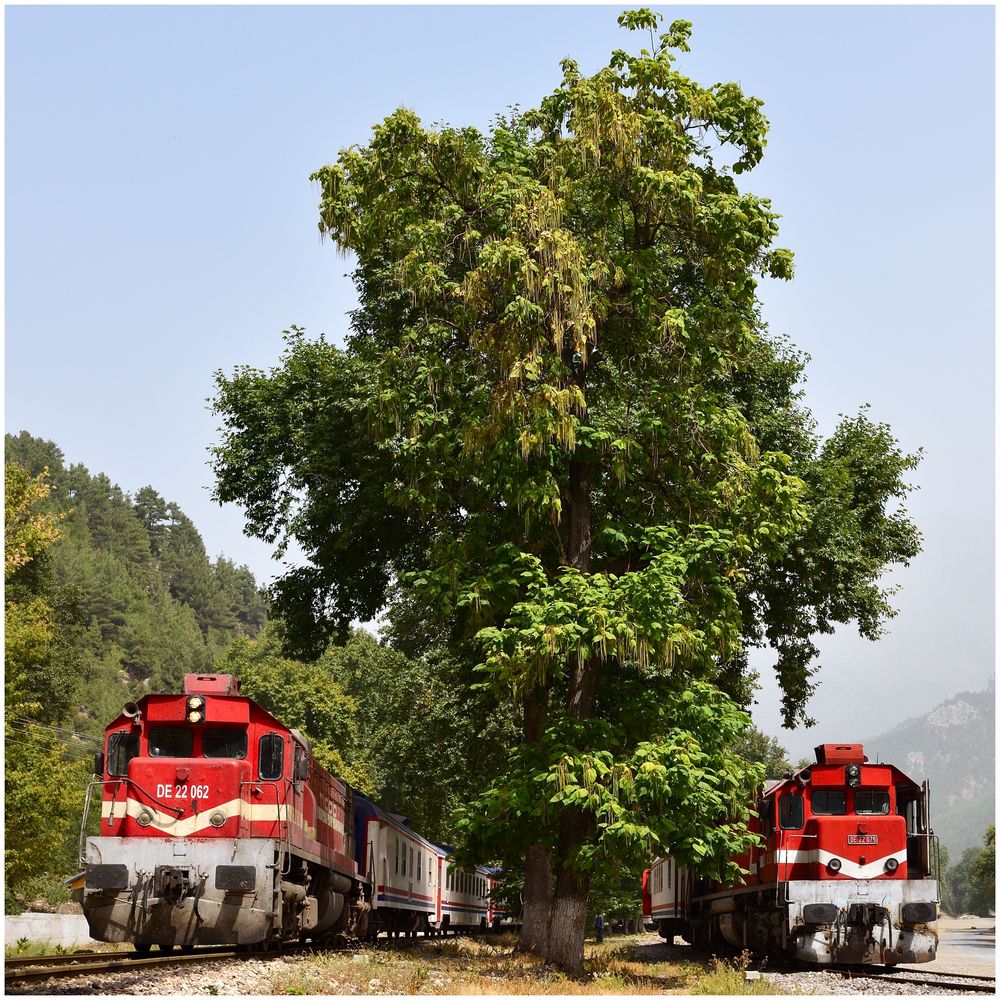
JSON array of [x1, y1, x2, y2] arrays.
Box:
[[295, 756, 309, 781], [94, 751, 105, 776]]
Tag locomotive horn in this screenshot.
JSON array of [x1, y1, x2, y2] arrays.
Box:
[[123, 702, 141, 721], [797, 768, 812, 785]]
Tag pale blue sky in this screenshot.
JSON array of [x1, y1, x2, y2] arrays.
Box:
[[6, 5, 994, 754]]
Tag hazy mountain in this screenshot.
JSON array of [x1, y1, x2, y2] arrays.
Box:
[[863, 680, 995, 857]]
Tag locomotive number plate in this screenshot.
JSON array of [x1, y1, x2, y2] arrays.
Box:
[[848, 834, 878, 845]]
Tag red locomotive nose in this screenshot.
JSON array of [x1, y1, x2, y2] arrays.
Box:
[[125, 759, 249, 836]]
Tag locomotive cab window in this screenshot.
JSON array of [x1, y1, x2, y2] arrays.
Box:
[[107, 731, 139, 776], [811, 789, 847, 815], [258, 733, 284, 779], [759, 799, 773, 836], [779, 794, 804, 829], [148, 727, 194, 758], [855, 789, 890, 815], [203, 728, 248, 759], [293, 745, 309, 781]]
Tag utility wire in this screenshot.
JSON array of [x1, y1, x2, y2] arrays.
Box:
[[4, 735, 97, 763], [8, 718, 103, 743]]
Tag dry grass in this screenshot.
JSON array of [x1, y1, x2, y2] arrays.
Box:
[[263, 933, 788, 995]]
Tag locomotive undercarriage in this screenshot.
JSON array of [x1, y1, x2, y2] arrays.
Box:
[[685, 880, 938, 965], [786, 879, 938, 965], [80, 837, 367, 950]]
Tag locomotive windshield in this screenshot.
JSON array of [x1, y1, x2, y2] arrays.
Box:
[[855, 789, 890, 814], [811, 790, 846, 815], [148, 727, 194, 757], [779, 794, 804, 829], [107, 731, 139, 775], [258, 733, 283, 778], [203, 727, 247, 759]]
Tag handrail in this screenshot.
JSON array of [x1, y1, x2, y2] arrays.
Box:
[[776, 829, 817, 906], [78, 776, 185, 865], [240, 778, 291, 875], [121, 777, 187, 816], [79, 779, 126, 864]]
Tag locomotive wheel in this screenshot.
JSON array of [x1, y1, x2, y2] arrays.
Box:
[[180, 945, 196, 954], [157, 943, 175, 953], [133, 942, 152, 955]]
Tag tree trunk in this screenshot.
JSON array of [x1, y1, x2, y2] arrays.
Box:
[[518, 842, 553, 955], [518, 684, 553, 955], [546, 870, 591, 977], [543, 456, 597, 975], [546, 805, 594, 976]]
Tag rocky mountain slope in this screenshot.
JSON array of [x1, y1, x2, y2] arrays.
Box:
[[864, 680, 995, 857]]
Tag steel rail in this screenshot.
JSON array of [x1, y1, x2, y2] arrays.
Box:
[[5, 947, 255, 985], [830, 968, 997, 994]]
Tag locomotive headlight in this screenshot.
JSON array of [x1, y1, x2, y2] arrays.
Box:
[[136, 810, 153, 827], [884, 858, 899, 873], [187, 710, 203, 723], [186, 696, 204, 721], [827, 858, 842, 873], [846, 764, 862, 787], [209, 812, 226, 828]]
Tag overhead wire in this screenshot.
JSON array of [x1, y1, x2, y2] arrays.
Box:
[[3, 739, 97, 766], [8, 718, 103, 743]]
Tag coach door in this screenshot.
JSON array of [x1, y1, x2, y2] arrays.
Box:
[[436, 857, 443, 924]]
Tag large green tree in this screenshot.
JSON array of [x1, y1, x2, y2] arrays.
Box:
[[212, 10, 919, 973]]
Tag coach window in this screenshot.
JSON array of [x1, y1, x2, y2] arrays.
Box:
[[394, 837, 400, 876], [811, 790, 847, 815], [258, 733, 284, 780], [410, 847, 414, 877], [148, 727, 194, 758], [204, 728, 248, 759], [417, 851, 422, 881], [108, 732, 139, 775], [855, 790, 890, 815], [401, 842, 407, 877], [779, 793, 804, 830]]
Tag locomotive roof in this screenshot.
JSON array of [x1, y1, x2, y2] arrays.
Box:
[[762, 754, 922, 798]]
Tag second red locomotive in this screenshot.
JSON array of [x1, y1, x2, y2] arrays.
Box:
[[644, 743, 940, 965]]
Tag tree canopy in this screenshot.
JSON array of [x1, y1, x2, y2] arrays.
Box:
[[212, 9, 920, 972]]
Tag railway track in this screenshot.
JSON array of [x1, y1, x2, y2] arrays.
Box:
[[833, 966, 997, 994], [5, 946, 264, 986]]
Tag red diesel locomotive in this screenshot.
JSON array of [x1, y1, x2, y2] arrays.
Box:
[[77, 674, 496, 951], [644, 743, 940, 965]]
